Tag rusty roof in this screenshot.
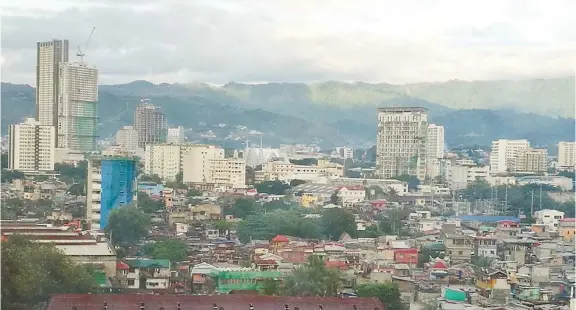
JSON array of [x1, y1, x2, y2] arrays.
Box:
[[46, 294, 384, 310]]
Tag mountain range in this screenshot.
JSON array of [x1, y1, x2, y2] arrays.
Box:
[[1, 76, 574, 149]]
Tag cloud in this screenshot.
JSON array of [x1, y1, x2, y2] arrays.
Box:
[[1, 0, 575, 85]]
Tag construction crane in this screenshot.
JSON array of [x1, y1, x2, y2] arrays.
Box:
[[77, 27, 96, 63]]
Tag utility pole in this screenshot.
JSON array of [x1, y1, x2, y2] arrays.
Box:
[[530, 190, 534, 224], [504, 185, 508, 215]]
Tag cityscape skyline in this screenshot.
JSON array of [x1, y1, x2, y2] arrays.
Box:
[[2, 0, 575, 85]]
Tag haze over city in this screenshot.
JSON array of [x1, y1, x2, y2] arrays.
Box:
[[2, 0, 576, 84]]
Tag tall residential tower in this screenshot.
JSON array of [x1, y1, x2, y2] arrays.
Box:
[[376, 107, 428, 180], [36, 39, 69, 142], [135, 101, 167, 148]]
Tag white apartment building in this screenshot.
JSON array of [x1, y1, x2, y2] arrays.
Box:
[[376, 107, 428, 180], [8, 118, 56, 172], [144, 144, 182, 182], [534, 209, 565, 231], [334, 147, 354, 160], [57, 62, 99, 152], [449, 162, 489, 190], [182, 145, 245, 189], [490, 139, 530, 173], [166, 126, 185, 144], [427, 124, 445, 178], [115, 126, 139, 152], [36, 39, 69, 135], [558, 142, 575, 171], [255, 160, 344, 183], [513, 148, 548, 173]]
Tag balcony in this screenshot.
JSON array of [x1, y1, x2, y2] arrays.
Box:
[[91, 183, 102, 191], [91, 203, 101, 211], [91, 193, 101, 201], [92, 173, 101, 181], [91, 213, 101, 222]]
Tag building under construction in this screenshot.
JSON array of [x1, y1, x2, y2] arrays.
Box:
[[135, 100, 168, 148]]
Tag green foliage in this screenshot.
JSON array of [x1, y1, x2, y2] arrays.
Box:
[[55, 161, 87, 184], [67, 183, 85, 196], [137, 192, 164, 213], [140, 174, 162, 184], [379, 208, 413, 236], [237, 209, 322, 243], [213, 219, 232, 233], [289, 158, 318, 166], [1, 169, 25, 183], [356, 283, 404, 310], [143, 239, 188, 262], [392, 174, 420, 191], [256, 180, 291, 195], [105, 206, 151, 245], [187, 188, 203, 197], [357, 225, 382, 238], [418, 244, 446, 267], [260, 278, 281, 296], [1, 236, 96, 308], [558, 171, 575, 180], [226, 198, 257, 219], [283, 256, 341, 297], [322, 208, 357, 240], [471, 256, 494, 270], [289, 179, 307, 187], [1, 153, 8, 169], [262, 200, 292, 212]]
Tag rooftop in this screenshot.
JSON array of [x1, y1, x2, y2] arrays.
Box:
[[46, 294, 385, 310]]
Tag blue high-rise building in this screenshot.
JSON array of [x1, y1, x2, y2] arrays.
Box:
[[86, 153, 138, 230]]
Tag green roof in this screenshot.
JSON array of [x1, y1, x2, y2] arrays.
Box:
[[424, 242, 445, 251], [92, 270, 109, 287], [125, 258, 170, 269]]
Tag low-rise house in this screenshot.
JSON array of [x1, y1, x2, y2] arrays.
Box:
[[559, 218, 576, 241], [118, 258, 171, 290], [393, 248, 418, 265], [442, 232, 474, 264], [497, 239, 535, 266], [495, 220, 521, 238], [474, 236, 498, 259]]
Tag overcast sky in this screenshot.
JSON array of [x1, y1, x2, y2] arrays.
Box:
[[1, 0, 575, 85]]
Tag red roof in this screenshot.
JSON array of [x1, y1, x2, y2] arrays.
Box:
[[116, 261, 130, 270], [46, 294, 385, 310], [393, 248, 418, 254], [271, 235, 289, 243], [430, 260, 448, 270]]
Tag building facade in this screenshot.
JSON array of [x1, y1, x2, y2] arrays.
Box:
[[166, 126, 185, 144], [489, 139, 530, 173], [57, 62, 98, 152], [182, 145, 246, 189], [135, 101, 167, 148], [8, 118, 56, 172], [36, 39, 69, 141], [427, 124, 445, 178], [144, 144, 182, 182], [376, 107, 428, 180], [115, 126, 139, 152], [86, 153, 138, 230], [513, 148, 548, 173], [558, 141, 575, 171]]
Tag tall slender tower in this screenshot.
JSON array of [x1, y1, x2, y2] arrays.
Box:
[[36, 39, 69, 146], [376, 107, 428, 180], [134, 100, 168, 148]]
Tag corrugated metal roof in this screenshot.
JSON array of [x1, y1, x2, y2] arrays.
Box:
[[46, 294, 385, 310], [54, 242, 116, 256]]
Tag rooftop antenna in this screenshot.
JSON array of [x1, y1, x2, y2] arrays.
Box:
[[77, 26, 96, 63]]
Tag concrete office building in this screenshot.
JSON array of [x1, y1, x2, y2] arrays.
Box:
[[115, 126, 139, 152], [513, 148, 548, 173], [134, 101, 167, 148], [86, 152, 138, 230], [36, 39, 69, 146], [166, 126, 185, 144], [376, 107, 428, 180], [558, 142, 575, 171], [8, 118, 56, 173], [57, 62, 98, 152], [489, 139, 530, 173]]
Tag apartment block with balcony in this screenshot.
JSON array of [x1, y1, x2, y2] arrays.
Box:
[[448, 160, 489, 190], [490, 139, 530, 173], [86, 152, 138, 230], [8, 118, 56, 173], [511, 148, 548, 173], [442, 232, 474, 264], [534, 209, 564, 232], [557, 141, 575, 171], [144, 144, 181, 182], [474, 236, 498, 259]]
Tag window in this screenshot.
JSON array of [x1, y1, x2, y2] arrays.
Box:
[[458, 251, 463, 255], [128, 279, 135, 286]]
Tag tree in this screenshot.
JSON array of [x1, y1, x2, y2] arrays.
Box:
[[213, 219, 232, 234], [226, 198, 257, 219], [1, 153, 8, 168], [237, 209, 322, 243], [139, 174, 162, 184], [322, 208, 357, 240], [289, 179, 307, 187], [256, 180, 291, 195], [187, 188, 203, 197], [263, 200, 291, 212], [137, 192, 164, 213], [143, 239, 188, 262], [1, 169, 25, 183], [55, 161, 87, 184], [392, 174, 420, 191], [260, 278, 281, 296], [106, 206, 151, 245], [283, 256, 341, 297], [67, 183, 84, 196], [356, 283, 403, 310], [2, 236, 96, 309]]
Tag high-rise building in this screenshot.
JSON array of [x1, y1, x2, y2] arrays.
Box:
[[115, 126, 139, 152], [36, 39, 69, 134], [166, 126, 185, 144], [8, 118, 56, 172], [558, 142, 575, 171], [489, 139, 530, 173], [134, 101, 167, 148], [513, 148, 548, 173], [86, 152, 138, 231], [144, 144, 182, 182], [57, 62, 98, 152], [376, 107, 428, 180], [426, 124, 445, 178]]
